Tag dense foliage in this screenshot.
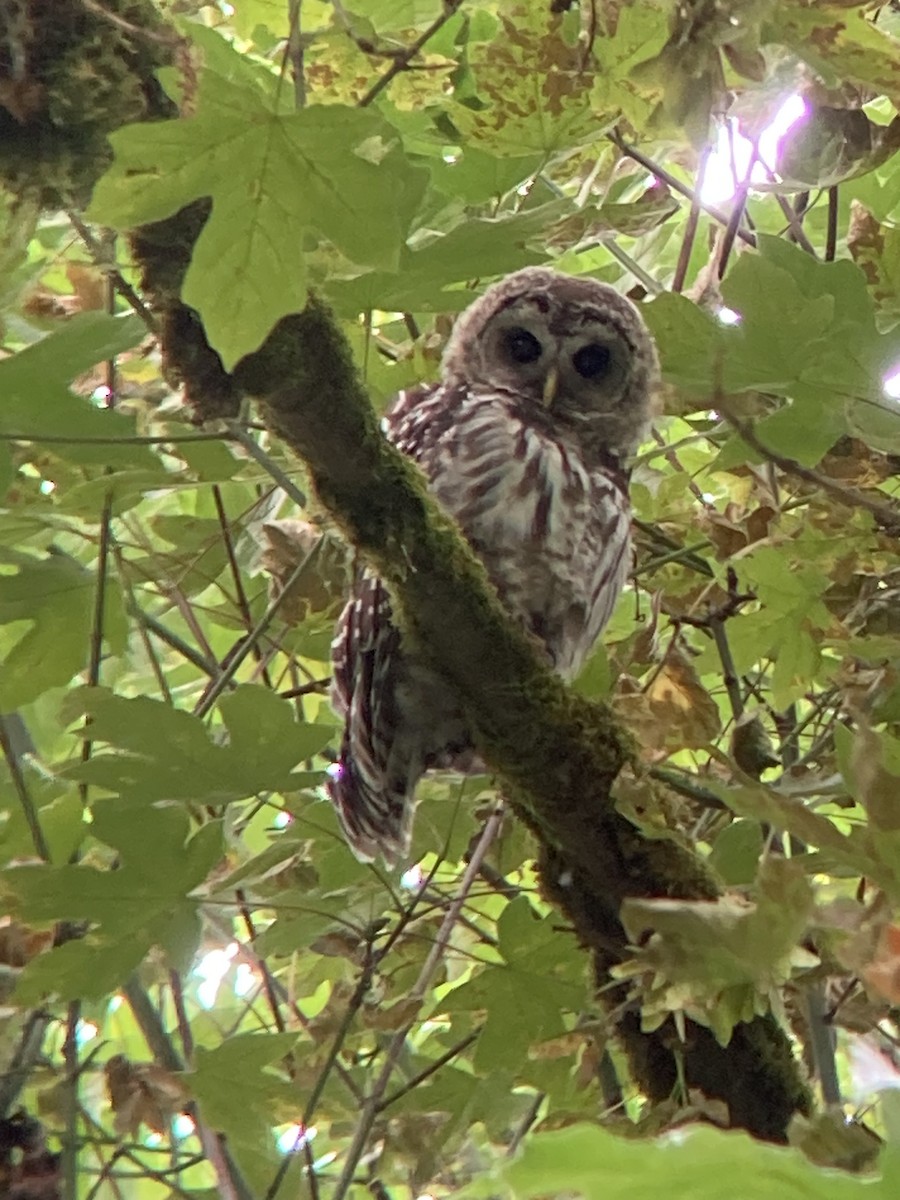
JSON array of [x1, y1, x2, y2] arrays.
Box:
[[1, 1, 900, 1197]]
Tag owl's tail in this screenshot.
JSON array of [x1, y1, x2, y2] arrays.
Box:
[[325, 735, 416, 867]]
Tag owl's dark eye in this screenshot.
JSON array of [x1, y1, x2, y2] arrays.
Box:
[[572, 343, 612, 379], [505, 327, 543, 364]]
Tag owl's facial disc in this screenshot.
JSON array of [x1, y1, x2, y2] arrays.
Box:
[[481, 304, 629, 415]]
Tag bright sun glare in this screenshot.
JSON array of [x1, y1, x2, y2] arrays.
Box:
[[701, 95, 808, 204]]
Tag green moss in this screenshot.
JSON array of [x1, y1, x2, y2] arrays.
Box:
[[0, 0, 174, 207]]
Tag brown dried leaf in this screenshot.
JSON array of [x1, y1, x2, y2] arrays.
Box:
[[104, 1055, 189, 1139], [646, 648, 722, 749], [789, 1109, 880, 1173], [851, 721, 900, 831], [260, 519, 349, 625], [21, 288, 81, 321], [65, 263, 106, 312], [362, 996, 421, 1031], [0, 918, 53, 967], [860, 922, 900, 1005]]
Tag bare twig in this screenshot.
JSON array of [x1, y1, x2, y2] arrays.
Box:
[[772, 192, 818, 257], [825, 186, 839, 262], [609, 129, 756, 247], [672, 146, 708, 294], [357, 0, 464, 108], [717, 133, 759, 279], [287, 0, 307, 109], [0, 1011, 52, 1116], [329, 809, 504, 1200], [67, 209, 158, 331], [212, 485, 274, 686], [63, 1001, 82, 1199], [226, 422, 308, 508], [720, 411, 900, 535], [0, 714, 49, 860], [378, 1030, 480, 1111], [0, 430, 232, 445], [81, 0, 183, 46], [193, 539, 327, 718]]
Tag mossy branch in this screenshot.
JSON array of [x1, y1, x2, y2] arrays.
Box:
[[133, 206, 809, 1139], [230, 301, 809, 1139]]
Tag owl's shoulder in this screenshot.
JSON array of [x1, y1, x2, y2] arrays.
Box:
[[384, 379, 505, 457]]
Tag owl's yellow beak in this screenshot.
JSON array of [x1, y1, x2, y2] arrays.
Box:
[[542, 365, 559, 407]]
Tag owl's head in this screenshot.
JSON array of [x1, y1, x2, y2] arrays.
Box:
[[441, 267, 658, 460]]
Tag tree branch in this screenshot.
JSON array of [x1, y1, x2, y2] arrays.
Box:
[[222, 293, 809, 1138]]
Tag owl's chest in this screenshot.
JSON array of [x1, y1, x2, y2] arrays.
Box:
[[431, 414, 596, 555], [392, 391, 629, 678]]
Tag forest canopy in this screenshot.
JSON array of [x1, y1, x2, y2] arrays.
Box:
[[1, 2, 900, 1198]]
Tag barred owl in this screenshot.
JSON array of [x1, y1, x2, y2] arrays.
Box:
[[328, 267, 657, 864]]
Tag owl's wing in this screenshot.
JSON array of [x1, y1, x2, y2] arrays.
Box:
[[328, 571, 411, 863], [327, 386, 455, 863]]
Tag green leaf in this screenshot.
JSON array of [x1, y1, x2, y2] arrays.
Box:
[[591, 3, 669, 128], [190, 1032, 300, 1192], [642, 292, 723, 395], [622, 857, 813, 997], [765, 6, 900, 103], [0, 554, 95, 708], [709, 820, 764, 887], [493, 1122, 896, 1200], [453, 5, 611, 156], [442, 898, 585, 1071], [89, 27, 426, 367], [325, 202, 561, 315], [0, 313, 154, 466], [59, 686, 332, 803], [14, 934, 149, 1004]]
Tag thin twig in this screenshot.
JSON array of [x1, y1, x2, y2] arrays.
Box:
[[226, 422, 308, 508], [63, 1001, 82, 1200], [80, 488, 114, 806], [134, 607, 220, 676], [169, 969, 194, 1062], [358, 0, 464, 108], [609, 129, 756, 247], [329, 808, 504, 1200], [123, 977, 254, 1200], [113, 547, 173, 700], [193, 538, 329, 718], [717, 133, 759, 278], [710, 617, 744, 722], [825, 186, 839, 262], [720, 410, 900, 535], [287, 0, 307, 109], [672, 146, 708, 294], [0, 430, 232, 445], [0, 1011, 52, 1116], [236, 891, 286, 1033], [378, 1031, 480, 1111], [647, 766, 725, 810], [772, 192, 818, 257], [212, 485, 274, 686], [0, 714, 50, 860], [81, 0, 183, 45], [67, 209, 159, 331]]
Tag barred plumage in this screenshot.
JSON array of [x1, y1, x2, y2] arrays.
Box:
[[328, 268, 658, 864]]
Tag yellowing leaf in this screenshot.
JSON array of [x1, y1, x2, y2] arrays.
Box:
[[646, 649, 722, 748]]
